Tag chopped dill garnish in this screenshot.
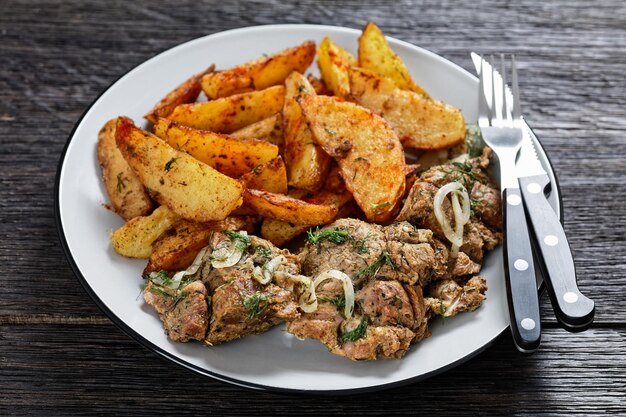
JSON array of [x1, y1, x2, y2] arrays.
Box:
[[298, 84, 306, 93], [371, 201, 390, 210], [164, 157, 179, 172], [224, 230, 250, 252], [340, 316, 368, 342], [356, 250, 395, 280], [324, 127, 336, 135], [255, 246, 272, 259], [242, 293, 268, 319], [252, 165, 262, 174], [321, 294, 346, 314], [307, 227, 350, 245], [116, 173, 126, 193], [351, 233, 370, 254]]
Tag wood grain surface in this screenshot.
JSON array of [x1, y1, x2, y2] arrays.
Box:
[[1, 0, 625, 415]]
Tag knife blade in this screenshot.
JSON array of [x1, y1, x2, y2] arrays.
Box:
[[517, 124, 595, 331]]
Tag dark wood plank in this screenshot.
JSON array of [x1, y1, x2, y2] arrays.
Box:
[[1, 323, 624, 415]]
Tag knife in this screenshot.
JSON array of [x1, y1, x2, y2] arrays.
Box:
[[516, 125, 595, 331]]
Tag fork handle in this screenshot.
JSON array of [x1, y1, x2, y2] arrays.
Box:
[[519, 174, 595, 331], [502, 187, 542, 353]]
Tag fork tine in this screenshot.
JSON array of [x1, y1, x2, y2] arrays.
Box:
[[501, 54, 512, 122], [512, 55, 521, 120], [478, 56, 491, 126], [490, 55, 498, 124]]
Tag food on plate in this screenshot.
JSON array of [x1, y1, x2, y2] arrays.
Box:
[[201, 41, 315, 99], [243, 188, 338, 226], [115, 117, 243, 222], [144, 231, 305, 344], [111, 205, 179, 258], [230, 113, 284, 149], [298, 94, 405, 223], [153, 118, 279, 178], [358, 22, 430, 98], [97, 22, 503, 361], [349, 67, 466, 150], [167, 85, 285, 133], [144, 216, 257, 274], [317, 36, 357, 98], [239, 157, 288, 194], [282, 71, 332, 191], [144, 65, 215, 124], [97, 118, 154, 220]]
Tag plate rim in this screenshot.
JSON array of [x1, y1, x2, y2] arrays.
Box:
[[54, 23, 561, 395]]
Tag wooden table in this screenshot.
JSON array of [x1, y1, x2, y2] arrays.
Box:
[[2, 0, 625, 414]]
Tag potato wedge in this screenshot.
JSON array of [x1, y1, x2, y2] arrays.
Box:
[[201, 41, 315, 99], [297, 94, 405, 223], [307, 74, 332, 96], [144, 65, 215, 124], [283, 72, 331, 191], [243, 188, 337, 226], [239, 157, 288, 194], [97, 118, 154, 220], [230, 112, 284, 148], [349, 67, 466, 150], [144, 216, 257, 274], [317, 36, 357, 98], [167, 85, 285, 133], [115, 117, 243, 221], [111, 205, 179, 258], [260, 188, 354, 246], [358, 22, 430, 98], [153, 118, 278, 178]]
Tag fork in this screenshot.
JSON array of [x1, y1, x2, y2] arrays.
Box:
[[478, 55, 541, 353]]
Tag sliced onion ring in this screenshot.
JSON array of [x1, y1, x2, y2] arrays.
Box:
[[167, 245, 210, 289], [253, 255, 285, 285], [210, 231, 248, 269], [313, 270, 355, 319], [433, 181, 471, 256]]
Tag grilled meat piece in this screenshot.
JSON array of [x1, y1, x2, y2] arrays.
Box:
[[144, 280, 209, 342], [200, 233, 300, 345], [426, 276, 487, 317], [145, 232, 302, 345]]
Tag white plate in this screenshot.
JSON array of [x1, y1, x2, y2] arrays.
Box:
[[55, 24, 560, 393]]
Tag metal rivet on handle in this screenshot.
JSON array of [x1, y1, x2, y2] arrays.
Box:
[[521, 318, 536, 330], [514, 259, 529, 271], [507, 194, 521, 206], [564, 292, 579, 304], [527, 183, 542, 194], [544, 235, 559, 246]]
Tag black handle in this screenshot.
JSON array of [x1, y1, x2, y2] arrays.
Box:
[[502, 187, 542, 353], [519, 174, 595, 332]]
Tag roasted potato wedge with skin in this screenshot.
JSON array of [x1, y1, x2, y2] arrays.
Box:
[[144, 65, 215, 124], [298, 94, 406, 223], [167, 85, 285, 133], [283, 72, 331, 192], [230, 112, 284, 148], [153, 118, 279, 178], [111, 205, 179, 259], [317, 36, 357, 98], [97, 118, 154, 220], [115, 117, 243, 222], [307, 74, 332, 96], [260, 188, 354, 246], [239, 156, 288, 194], [144, 216, 257, 274], [201, 41, 315, 99], [349, 67, 466, 150], [244, 188, 337, 226], [358, 22, 430, 98]]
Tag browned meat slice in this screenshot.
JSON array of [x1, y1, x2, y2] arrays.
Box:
[[355, 280, 414, 328], [299, 218, 386, 286], [470, 181, 502, 229], [340, 326, 415, 360], [199, 233, 301, 345], [426, 276, 487, 317], [144, 280, 209, 342], [460, 220, 502, 263], [448, 251, 481, 278], [404, 285, 430, 341], [396, 181, 446, 237]]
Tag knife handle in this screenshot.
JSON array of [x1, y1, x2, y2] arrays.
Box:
[[502, 187, 542, 353], [519, 174, 595, 331]]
